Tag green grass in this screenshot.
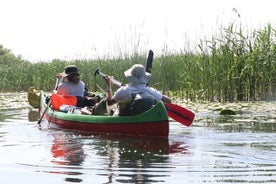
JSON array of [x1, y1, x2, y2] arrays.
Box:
[[0, 23, 275, 102]]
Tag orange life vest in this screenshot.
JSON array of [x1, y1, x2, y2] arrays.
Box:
[[51, 93, 77, 111]]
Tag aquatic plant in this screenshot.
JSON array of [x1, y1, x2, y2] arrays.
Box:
[[0, 23, 275, 102]]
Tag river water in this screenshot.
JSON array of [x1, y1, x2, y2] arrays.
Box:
[[0, 93, 275, 183]]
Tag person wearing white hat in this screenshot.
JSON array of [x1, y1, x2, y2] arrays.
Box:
[[104, 64, 171, 116]]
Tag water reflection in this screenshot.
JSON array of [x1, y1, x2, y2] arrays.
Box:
[[51, 134, 86, 166], [93, 135, 171, 183], [1, 93, 275, 183], [28, 109, 40, 122], [47, 130, 189, 183]]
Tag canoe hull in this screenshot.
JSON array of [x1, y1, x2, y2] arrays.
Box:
[[47, 115, 169, 137], [40, 91, 169, 137]]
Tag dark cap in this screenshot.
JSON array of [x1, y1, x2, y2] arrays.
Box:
[[61, 65, 79, 77]]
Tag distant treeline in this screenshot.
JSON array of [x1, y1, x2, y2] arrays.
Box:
[[0, 23, 275, 102]]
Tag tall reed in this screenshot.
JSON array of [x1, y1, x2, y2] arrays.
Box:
[[0, 23, 275, 101]]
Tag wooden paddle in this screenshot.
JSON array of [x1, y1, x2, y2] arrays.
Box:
[[144, 50, 194, 126]]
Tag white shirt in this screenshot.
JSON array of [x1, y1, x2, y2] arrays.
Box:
[[113, 84, 163, 102], [57, 81, 85, 97]]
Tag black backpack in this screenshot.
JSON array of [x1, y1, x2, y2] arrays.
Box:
[[120, 93, 157, 116]]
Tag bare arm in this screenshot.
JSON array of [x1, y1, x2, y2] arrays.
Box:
[[104, 76, 117, 106]]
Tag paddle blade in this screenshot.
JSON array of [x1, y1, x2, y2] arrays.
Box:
[[146, 50, 154, 73], [165, 103, 195, 126]]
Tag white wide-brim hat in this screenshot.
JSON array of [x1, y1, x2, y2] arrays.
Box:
[[124, 64, 151, 84]]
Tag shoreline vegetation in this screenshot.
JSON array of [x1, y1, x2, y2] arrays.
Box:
[[0, 23, 275, 102]]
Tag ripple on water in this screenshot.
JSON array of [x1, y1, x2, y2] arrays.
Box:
[[0, 93, 275, 183]]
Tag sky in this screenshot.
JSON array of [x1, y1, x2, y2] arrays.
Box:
[[1, 0, 276, 62]]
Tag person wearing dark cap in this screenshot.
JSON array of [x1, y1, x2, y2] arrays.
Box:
[[56, 65, 85, 107], [103, 64, 171, 116]]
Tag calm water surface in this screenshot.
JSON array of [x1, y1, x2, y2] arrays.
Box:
[[0, 93, 275, 183]]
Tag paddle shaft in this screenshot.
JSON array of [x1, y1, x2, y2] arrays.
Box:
[[95, 68, 123, 87], [97, 71, 122, 88], [99, 71, 123, 87], [37, 77, 62, 124]]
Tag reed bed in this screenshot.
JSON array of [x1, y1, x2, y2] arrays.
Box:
[[0, 23, 275, 102]]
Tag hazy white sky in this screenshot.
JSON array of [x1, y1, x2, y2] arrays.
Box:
[[1, 0, 275, 62]]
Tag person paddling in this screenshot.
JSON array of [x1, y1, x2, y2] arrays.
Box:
[[104, 64, 171, 116]]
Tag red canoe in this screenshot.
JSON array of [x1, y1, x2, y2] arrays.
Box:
[[39, 91, 169, 137]]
